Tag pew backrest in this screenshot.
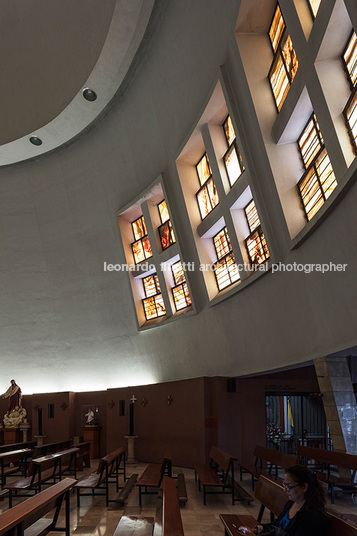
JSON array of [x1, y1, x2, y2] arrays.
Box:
[[329, 512, 357, 536], [298, 446, 357, 472], [254, 475, 287, 517], [254, 445, 298, 469], [210, 446, 234, 474]]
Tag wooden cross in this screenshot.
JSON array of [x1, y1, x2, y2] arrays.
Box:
[[130, 395, 137, 404]]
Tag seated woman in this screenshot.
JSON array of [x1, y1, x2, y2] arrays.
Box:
[[239, 465, 329, 536]]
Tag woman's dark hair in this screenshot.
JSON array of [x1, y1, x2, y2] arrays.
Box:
[[285, 465, 326, 512]]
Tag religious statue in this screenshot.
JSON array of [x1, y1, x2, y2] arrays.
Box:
[[2, 380, 22, 411], [85, 408, 96, 425], [1, 380, 26, 427]]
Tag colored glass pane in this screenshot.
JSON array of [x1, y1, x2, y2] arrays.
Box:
[[298, 114, 323, 168], [159, 220, 175, 250], [345, 90, 357, 152], [172, 261, 185, 285], [206, 178, 219, 208], [172, 282, 191, 311], [132, 216, 147, 240], [214, 228, 231, 260], [196, 153, 212, 186], [223, 116, 236, 146], [214, 252, 240, 291], [343, 32, 357, 88], [246, 229, 270, 265], [269, 54, 290, 111], [132, 239, 145, 264], [143, 274, 160, 298], [281, 34, 298, 82], [315, 150, 337, 199], [158, 200, 170, 224], [269, 5, 285, 52], [245, 200, 260, 233], [224, 144, 243, 187]]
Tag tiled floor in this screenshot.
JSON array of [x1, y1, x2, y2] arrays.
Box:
[[1, 462, 357, 536]]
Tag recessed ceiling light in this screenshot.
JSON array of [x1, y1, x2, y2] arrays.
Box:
[[30, 136, 42, 146], [83, 88, 97, 102]]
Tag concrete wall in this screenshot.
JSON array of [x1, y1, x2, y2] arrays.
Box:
[[0, 0, 355, 394]]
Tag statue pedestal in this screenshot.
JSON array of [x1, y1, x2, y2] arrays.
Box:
[[83, 426, 101, 459], [19, 423, 31, 442], [34, 435, 46, 446], [4, 427, 20, 444], [125, 435, 138, 464]]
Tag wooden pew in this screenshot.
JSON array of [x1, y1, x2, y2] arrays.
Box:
[[237, 445, 298, 490], [298, 446, 357, 503], [0, 442, 36, 454], [75, 446, 126, 507], [194, 446, 236, 505], [32, 440, 72, 459], [4, 448, 79, 507], [114, 476, 184, 536], [220, 476, 357, 536], [72, 441, 91, 471], [0, 478, 76, 536], [136, 453, 172, 506], [0, 449, 31, 488]]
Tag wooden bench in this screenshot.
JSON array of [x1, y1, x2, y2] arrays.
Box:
[[194, 446, 237, 505], [0, 478, 76, 536], [114, 476, 184, 536], [176, 473, 187, 506], [0, 449, 31, 488], [220, 508, 357, 536], [75, 446, 126, 507], [136, 453, 172, 506], [0, 442, 36, 454], [219, 475, 286, 536], [298, 446, 357, 503], [4, 448, 79, 508], [72, 441, 91, 471], [32, 440, 72, 459], [237, 445, 298, 490], [109, 473, 139, 509]]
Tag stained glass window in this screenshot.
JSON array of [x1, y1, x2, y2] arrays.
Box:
[[344, 90, 357, 154], [307, 0, 321, 19], [268, 4, 298, 111], [212, 227, 240, 291], [298, 114, 323, 168], [297, 114, 337, 221], [342, 33, 357, 154], [223, 116, 244, 187], [343, 31, 357, 89], [244, 201, 270, 265], [171, 261, 192, 311], [158, 200, 170, 224], [196, 153, 219, 219], [244, 200, 260, 233], [157, 199, 176, 250], [131, 216, 153, 264], [142, 273, 166, 320]]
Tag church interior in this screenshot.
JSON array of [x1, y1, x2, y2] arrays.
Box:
[[0, 0, 357, 534]]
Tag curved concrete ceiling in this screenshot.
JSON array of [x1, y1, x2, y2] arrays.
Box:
[[0, 0, 155, 166]]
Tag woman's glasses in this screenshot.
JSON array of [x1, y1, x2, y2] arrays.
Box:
[[283, 482, 302, 491]]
